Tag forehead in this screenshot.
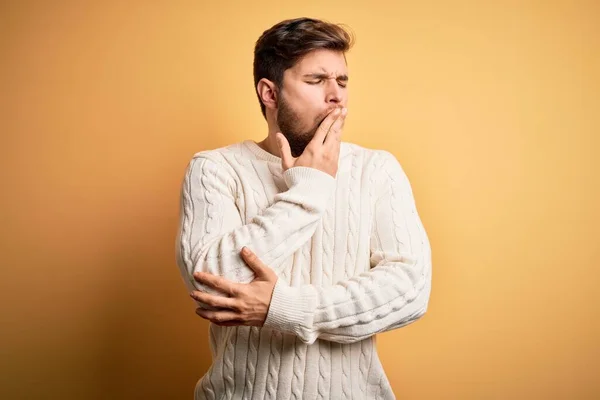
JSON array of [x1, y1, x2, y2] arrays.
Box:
[[288, 49, 348, 77]]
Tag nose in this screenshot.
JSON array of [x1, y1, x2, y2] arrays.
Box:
[[325, 79, 344, 105]]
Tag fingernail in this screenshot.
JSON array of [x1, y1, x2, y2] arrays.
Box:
[[342, 107, 347, 115], [334, 108, 340, 115], [242, 247, 250, 255]]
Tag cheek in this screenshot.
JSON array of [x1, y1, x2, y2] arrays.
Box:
[[295, 83, 324, 104], [300, 89, 328, 116], [283, 84, 326, 123]]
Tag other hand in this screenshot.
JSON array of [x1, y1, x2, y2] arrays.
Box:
[[190, 247, 277, 327]]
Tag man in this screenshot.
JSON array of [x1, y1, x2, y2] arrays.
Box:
[[176, 17, 432, 400]]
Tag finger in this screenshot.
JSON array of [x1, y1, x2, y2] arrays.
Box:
[[190, 291, 240, 311], [193, 272, 239, 296], [214, 320, 246, 327], [310, 107, 341, 147], [276, 133, 295, 169], [195, 308, 243, 325], [240, 247, 269, 278], [324, 107, 347, 147]]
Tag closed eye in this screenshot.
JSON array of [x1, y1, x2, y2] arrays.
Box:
[[306, 80, 348, 88]]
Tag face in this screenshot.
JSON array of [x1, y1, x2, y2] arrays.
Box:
[[276, 49, 349, 157]]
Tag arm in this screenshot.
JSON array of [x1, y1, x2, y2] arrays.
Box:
[[263, 151, 432, 344], [175, 154, 335, 297]]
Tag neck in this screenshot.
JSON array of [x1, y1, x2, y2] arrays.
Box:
[[257, 123, 282, 158]]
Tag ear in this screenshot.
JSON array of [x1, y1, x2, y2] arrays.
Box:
[[256, 78, 278, 111]]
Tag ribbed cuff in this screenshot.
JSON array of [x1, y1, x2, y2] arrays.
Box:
[[264, 279, 315, 336], [280, 167, 336, 212], [283, 166, 334, 188]]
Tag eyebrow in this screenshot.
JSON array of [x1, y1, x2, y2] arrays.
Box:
[[303, 73, 349, 82]]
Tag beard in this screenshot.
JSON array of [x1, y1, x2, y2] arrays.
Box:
[[276, 95, 329, 158]]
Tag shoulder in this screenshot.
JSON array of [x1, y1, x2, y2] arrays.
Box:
[[341, 142, 411, 199], [340, 141, 403, 171], [189, 141, 246, 165], [182, 142, 247, 189]]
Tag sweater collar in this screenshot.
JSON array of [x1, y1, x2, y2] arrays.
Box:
[[243, 139, 350, 163], [243, 140, 281, 163]]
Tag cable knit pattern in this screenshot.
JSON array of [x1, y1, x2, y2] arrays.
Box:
[[300, 240, 310, 285], [266, 330, 282, 399], [317, 339, 330, 399], [346, 150, 360, 278], [290, 337, 307, 400], [242, 327, 259, 399], [321, 204, 334, 286], [222, 327, 236, 398], [341, 343, 351, 399], [175, 140, 432, 400], [359, 339, 371, 396], [195, 367, 215, 400]]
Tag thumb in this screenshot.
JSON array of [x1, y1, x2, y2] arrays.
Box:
[[276, 133, 294, 170]]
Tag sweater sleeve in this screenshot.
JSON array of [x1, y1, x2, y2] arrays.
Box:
[[175, 154, 335, 304], [263, 151, 432, 344]]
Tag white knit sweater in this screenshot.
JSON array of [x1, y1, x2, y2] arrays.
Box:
[[176, 139, 432, 400]]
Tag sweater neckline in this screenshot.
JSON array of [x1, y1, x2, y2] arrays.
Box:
[[243, 139, 350, 163], [243, 140, 282, 163]]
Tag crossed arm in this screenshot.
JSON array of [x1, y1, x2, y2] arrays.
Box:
[[176, 151, 432, 344]]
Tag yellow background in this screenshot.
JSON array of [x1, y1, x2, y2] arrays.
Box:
[[2, 1, 599, 399]]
